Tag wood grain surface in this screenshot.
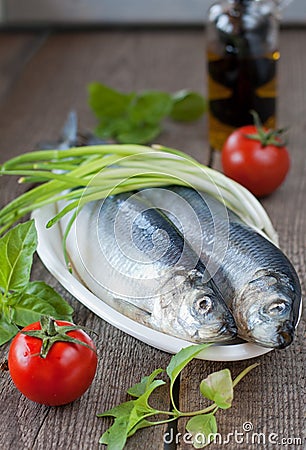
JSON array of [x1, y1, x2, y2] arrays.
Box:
[[0, 28, 305, 450]]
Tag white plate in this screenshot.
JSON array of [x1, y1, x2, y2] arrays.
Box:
[[32, 204, 276, 361]]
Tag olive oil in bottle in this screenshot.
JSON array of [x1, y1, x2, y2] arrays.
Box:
[[206, 0, 280, 150]]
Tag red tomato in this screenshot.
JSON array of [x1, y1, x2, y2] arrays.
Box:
[[8, 319, 97, 406], [221, 125, 290, 197]]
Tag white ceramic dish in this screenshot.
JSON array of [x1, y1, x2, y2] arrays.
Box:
[[33, 203, 277, 362]]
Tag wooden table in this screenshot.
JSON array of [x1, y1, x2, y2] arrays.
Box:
[[0, 28, 305, 450]]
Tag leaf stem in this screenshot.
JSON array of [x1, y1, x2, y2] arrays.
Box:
[[232, 363, 259, 388], [177, 403, 218, 417]]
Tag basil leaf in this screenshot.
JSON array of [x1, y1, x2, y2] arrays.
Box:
[[166, 344, 210, 387], [129, 91, 173, 124], [0, 314, 19, 346], [0, 220, 37, 293], [116, 123, 161, 144], [88, 83, 207, 145], [200, 369, 233, 409], [95, 118, 129, 139], [127, 368, 164, 398], [88, 82, 135, 120], [186, 413, 218, 448], [9, 281, 73, 327], [170, 90, 207, 122]]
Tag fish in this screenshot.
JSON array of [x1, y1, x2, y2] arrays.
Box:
[[139, 186, 302, 349], [64, 191, 237, 343]]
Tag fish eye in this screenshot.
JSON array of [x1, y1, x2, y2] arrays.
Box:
[[195, 296, 213, 315], [265, 301, 288, 316]]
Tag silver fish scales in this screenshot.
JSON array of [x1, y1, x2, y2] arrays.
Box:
[[140, 186, 301, 349], [66, 191, 237, 343]]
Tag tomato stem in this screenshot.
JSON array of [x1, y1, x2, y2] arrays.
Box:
[[244, 110, 287, 148], [22, 315, 97, 359]]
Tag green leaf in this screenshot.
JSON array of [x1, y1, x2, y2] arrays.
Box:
[[88, 83, 207, 144], [127, 418, 155, 437], [9, 281, 73, 327], [95, 118, 129, 139], [129, 91, 173, 124], [170, 90, 207, 122], [88, 82, 135, 120], [186, 414, 218, 448], [127, 368, 164, 398], [200, 369, 233, 409], [133, 379, 165, 413], [166, 344, 211, 412], [98, 400, 135, 419], [98, 380, 164, 449], [0, 220, 37, 293], [0, 314, 19, 345], [116, 123, 161, 144], [98, 401, 135, 449], [166, 344, 211, 387], [99, 416, 130, 450], [0, 220, 74, 347]]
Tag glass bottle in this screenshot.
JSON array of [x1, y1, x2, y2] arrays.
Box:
[[206, 0, 280, 151]]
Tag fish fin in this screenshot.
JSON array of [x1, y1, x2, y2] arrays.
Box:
[[112, 297, 152, 320]]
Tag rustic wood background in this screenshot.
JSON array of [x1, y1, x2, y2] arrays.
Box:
[[0, 28, 305, 450]]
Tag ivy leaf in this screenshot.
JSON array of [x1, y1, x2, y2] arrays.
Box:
[[97, 400, 135, 419], [127, 418, 155, 437], [170, 90, 207, 122], [127, 368, 164, 398], [186, 414, 218, 448], [166, 344, 210, 390], [97, 344, 257, 448], [98, 401, 135, 449], [132, 379, 165, 413], [200, 369, 233, 409], [166, 344, 211, 412], [0, 220, 37, 293], [99, 416, 130, 449], [98, 380, 165, 449], [9, 281, 73, 327]]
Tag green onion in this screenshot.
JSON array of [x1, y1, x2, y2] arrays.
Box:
[[0, 144, 278, 245]]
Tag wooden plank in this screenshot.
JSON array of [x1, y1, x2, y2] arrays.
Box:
[[1, 28, 304, 450], [0, 31, 47, 104], [0, 32, 48, 212], [0, 29, 207, 159], [177, 28, 306, 450], [0, 29, 210, 450]]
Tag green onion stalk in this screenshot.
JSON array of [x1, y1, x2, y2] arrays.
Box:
[[0, 144, 278, 247]]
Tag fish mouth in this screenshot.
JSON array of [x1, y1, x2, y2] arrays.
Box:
[[192, 320, 237, 343], [246, 320, 295, 349], [274, 322, 294, 349]]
